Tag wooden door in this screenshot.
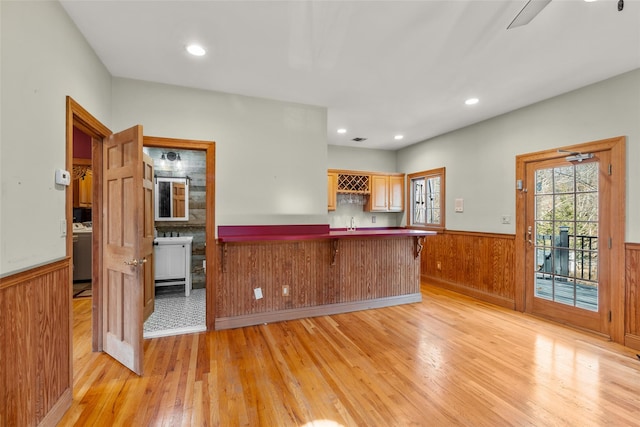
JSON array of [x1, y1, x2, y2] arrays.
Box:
[[142, 153, 155, 322], [523, 152, 611, 334], [102, 125, 148, 375]]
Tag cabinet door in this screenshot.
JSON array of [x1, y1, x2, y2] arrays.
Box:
[[155, 244, 187, 279], [369, 175, 389, 211], [79, 172, 92, 207], [327, 172, 338, 211], [389, 175, 404, 211]]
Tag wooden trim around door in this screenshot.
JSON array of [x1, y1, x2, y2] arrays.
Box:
[[66, 96, 112, 353], [143, 136, 216, 330], [515, 136, 626, 344]]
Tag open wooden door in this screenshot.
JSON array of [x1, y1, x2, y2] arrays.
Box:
[[102, 125, 153, 375], [142, 153, 155, 322]]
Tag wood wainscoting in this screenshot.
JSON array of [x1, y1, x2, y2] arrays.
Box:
[[215, 236, 421, 329], [0, 258, 72, 427], [625, 243, 640, 351], [421, 230, 516, 309]]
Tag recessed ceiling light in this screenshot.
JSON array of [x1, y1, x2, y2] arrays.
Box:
[[465, 97, 479, 106], [186, 44, 206, 56], [394, 135, 404, 140], [337, 128, 347, 134]]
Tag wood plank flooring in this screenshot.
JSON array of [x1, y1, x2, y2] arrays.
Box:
[[58, 284, 640, 426]]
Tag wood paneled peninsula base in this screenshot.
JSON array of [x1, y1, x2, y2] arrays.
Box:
[[216, 225, 435, 330]]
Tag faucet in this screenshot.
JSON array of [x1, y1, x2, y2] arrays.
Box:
[[349, 217, 356, 231]]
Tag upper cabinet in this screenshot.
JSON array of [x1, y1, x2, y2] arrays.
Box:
[[389, 175, 404, 211], [72, 158, 92, 208], [365, 174, 404, 212], [327, 169, 404, 212], [327, 172, 338, 211]]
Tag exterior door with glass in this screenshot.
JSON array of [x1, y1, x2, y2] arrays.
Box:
[[523, 151, 612, 334]]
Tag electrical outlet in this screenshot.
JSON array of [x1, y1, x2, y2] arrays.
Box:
[[436, 261, 442, 271], [60, 219, 67, 237], [254, 288, 263, 300], [202, 259, 206, 273], [282, 285, 289, 296], [371, 216, 376, 224]]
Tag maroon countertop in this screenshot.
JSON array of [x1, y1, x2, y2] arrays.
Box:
[[218, 224, 435, 243]]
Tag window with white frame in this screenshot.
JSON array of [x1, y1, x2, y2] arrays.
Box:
[[407, 167, 445, 230]]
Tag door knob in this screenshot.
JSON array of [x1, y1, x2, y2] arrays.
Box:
[[124, 258, 147, 267]]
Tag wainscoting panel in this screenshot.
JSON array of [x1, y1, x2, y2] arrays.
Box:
[[0, 258, 72, 426], [625, 243, 640, 351], [421, 230, 516, 309]]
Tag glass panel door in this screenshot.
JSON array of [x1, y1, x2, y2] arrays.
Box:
[[533, 161, 599, 311]]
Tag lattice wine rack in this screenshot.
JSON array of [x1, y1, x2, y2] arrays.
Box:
[[337, 174, 369, 193]]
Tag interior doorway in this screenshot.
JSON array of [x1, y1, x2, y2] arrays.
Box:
[[66, 98, 217, 374], [142, 145, 207, 338], [515, 136, 626, 342]]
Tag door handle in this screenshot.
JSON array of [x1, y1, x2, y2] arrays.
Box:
[[124, 258, 147, 267], [527, 226, 533, 245]]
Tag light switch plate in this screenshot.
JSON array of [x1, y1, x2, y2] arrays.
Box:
[[254, 287, 263, 300]]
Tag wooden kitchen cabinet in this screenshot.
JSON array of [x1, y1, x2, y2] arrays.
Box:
[[368, 175, 389, 211], [78, 171, 92, 207], [365, 174, 404, 212], [73, 170, 92, 208], [327, 172, 338, 211], [389, 175, 404, 211]]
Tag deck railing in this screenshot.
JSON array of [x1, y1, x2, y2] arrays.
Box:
[[537, 231, 597, 282]]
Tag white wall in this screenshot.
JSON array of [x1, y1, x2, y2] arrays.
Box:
[[398, 69, 640, 240], [328, 145, 397, 172], [327, 145, 402, 228], [0, 1, 112, 276], [111, 78, 328, 227]]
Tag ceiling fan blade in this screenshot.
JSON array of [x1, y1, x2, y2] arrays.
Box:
[[507, 0, 552, 29]]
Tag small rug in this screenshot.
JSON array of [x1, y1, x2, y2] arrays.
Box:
[[73, 282, 92, 298], [74, 289, 92, 298]]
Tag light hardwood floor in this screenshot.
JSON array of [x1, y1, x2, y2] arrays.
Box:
[[59, 284, 640, 426]]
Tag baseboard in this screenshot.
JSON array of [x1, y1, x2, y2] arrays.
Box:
[[424, 275, 515, 310], [38, 388, 71, 427], [144, 324, 206, 339], [215, 293, 422, 330], [625, 333, 640, 351]]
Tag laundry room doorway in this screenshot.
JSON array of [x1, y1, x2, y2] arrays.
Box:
[[66, 98, 217, 377]]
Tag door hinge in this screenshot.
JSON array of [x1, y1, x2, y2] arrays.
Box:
[[608, 237, 612, 249], [608, 164, 612, 175], [609, 311, 612, 322]]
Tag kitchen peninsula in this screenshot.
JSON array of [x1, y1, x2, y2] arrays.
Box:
[[215, 225, 434, 329]]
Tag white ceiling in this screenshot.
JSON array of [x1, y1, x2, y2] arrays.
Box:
[[60, 0, 640, 150]]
